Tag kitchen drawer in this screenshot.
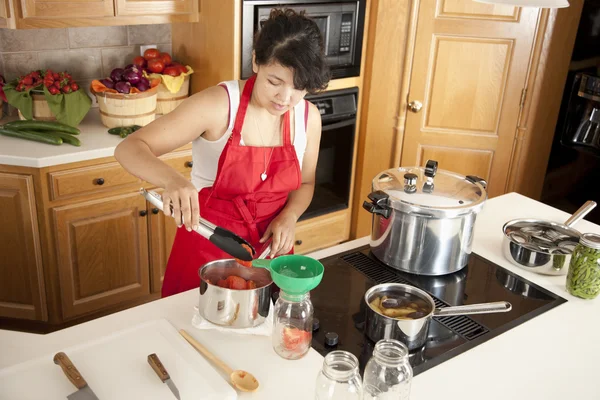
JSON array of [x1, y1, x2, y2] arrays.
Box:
[[160, 150, 194, 177], [49, 162, 140, 201], [294, 211, 349, 254]]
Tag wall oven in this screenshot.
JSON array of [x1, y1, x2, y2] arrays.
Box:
[[241, 0, 366, 80], [301, 86, 358, 220]]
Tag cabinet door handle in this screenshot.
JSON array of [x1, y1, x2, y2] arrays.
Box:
[[140, 210, 148, 217], [95, 178, 105, 185], [295, 239, 303, 245], [152, 208, 159, 214], [185, 161, 193, 168]]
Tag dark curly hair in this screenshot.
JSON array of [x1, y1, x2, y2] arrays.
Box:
[[253, 8, 330, 94]]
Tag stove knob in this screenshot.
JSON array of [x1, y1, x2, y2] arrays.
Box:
[[325, 332, 339, 347], [312, 318, 320, 332]]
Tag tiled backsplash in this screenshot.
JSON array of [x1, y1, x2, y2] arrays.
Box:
[[0, 24, 172, 111]]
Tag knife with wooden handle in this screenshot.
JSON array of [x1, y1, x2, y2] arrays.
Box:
[[53, 352, 99, 400], [148, 353, 181, 400]]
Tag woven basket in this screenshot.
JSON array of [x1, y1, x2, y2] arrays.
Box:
[[156, 76, 190, 115], [18, 94, 56, 121]]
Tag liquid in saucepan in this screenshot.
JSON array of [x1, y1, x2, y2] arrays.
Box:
[[369, 292, 432, 320]]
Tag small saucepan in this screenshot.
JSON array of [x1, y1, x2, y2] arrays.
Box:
[[502, 200, 596, 276], [198, 259, 273, 328], [364, 283, 512, 351]]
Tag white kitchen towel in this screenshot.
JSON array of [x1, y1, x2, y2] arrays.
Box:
[[191, 303, 273, 337]]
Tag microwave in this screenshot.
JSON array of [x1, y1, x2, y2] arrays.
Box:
[[241, 0, 366, 80]]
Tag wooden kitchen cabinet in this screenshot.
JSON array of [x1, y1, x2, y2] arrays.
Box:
[[147, 188, 178, 293], [11, 0, 198, 29], [0, 172, 47, 321], [53, 192, 150, 320]]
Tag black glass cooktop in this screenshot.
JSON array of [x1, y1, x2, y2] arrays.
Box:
[[309, 245, 567, 376]]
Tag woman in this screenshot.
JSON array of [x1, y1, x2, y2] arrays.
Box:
[[115, 9, 330, 297]]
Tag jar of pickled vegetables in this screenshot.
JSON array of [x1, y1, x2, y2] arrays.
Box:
[[566, 233, 600, 300]]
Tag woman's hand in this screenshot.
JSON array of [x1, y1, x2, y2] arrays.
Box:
[[260, 210, 298, 257], [161, 176, 200, 232]]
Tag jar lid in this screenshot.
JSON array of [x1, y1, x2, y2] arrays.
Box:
[[371, 160, 487, 218], [581, 233, 600, 249]]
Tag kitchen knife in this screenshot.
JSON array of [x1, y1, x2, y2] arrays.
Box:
[[53, 352, 99, 400], [147, 353, 181, 400]]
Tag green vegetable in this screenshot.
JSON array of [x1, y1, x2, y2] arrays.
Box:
[[566, 244, 600, 299], [0, 127, 63, 145], [107, 125, 141, 138], [4, 120, 80, 135], [42, 131, 81, 146]]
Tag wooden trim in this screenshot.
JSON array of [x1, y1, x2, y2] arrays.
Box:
[[157, 95, 188, 102], [350, 0, 414, 239], [506, 0, 584, 199], [393, 0, 420, 166]]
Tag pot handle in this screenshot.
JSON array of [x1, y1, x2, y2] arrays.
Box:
[[363, 190, 392, 219], [466, 175, 488, 190], [433, 301, 512, 317]]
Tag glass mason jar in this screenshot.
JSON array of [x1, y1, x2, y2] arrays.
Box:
[[363, 339, 412, 400], [272, 291, 313, 360], [315, 350, 363, 400], [566, 233, 600, 299]]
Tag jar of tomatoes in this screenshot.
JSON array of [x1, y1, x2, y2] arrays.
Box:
[[272, 291, 313, 360]]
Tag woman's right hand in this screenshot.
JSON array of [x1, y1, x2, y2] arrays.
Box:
[[161, 176, 200, 232]]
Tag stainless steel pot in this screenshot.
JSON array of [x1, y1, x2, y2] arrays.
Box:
[[364, 283, 511, 351], [502, 200, 596, 276], [363, 160, 487, 276], [198, 259, 273, 328]]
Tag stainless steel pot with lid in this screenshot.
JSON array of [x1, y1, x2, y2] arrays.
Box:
[[363, 160, 487, 276]]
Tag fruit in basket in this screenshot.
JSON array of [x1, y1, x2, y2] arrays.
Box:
[[100, 66, 152, 93], [135, 77, 150, 92], [132, 51, 189, 77], [143, 48, 161, 61], [133, 56, 147, 69], [147, 58, 165, 74]]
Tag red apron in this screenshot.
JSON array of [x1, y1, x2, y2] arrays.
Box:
[[161, 75, 302, 297]]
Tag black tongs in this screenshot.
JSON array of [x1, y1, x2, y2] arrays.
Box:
[[140, 188, 255, 261]]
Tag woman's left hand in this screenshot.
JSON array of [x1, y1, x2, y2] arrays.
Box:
[[260, 210, 298, 258]]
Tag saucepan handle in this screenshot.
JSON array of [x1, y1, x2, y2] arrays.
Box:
[[564, 200, 597, 227], [433, 301, 512, 317]]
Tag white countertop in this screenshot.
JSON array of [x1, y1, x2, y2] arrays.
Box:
[[0, 109, 124, 168], [2, 192, 599, 399]]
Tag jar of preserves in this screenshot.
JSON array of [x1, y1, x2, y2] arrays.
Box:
[[566, 233, 600, 299], [272, 291, 313, 360], [315, 350, 363, 399], [363, 339, 412, 400]]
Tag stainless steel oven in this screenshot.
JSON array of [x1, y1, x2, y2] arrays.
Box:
[[242, 0, 366, 80], [301, 86, 358, 220]]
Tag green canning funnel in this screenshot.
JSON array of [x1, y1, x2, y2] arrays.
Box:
[[252, 255, 324, 295]]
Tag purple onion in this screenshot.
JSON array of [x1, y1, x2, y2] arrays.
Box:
[[115, 81, 131, 94], [110, 68, 125, 83], [99, 78, 114, 89], [123, 68, 141, 85], [125, 64, 134, 70], [135, 80, 150, 92]]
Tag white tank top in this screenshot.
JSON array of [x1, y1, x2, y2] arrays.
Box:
[[191, 80, 308, 190]]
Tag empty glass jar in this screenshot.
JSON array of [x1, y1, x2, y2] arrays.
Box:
[[363, 339, 413, 400], [272, 291, 313, 360], [315, 350, 363, 399]]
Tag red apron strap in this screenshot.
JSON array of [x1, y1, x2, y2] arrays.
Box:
[[231, 75, 256, 144], [283, 111, 292, 147]]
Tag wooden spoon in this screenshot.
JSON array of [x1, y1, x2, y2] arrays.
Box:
[[179, 329, 259, 392]]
